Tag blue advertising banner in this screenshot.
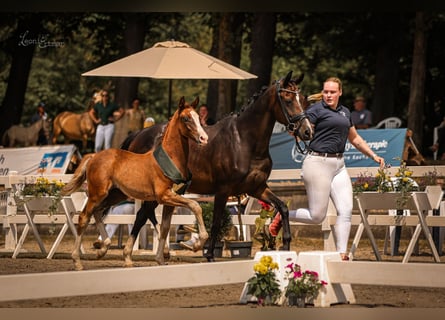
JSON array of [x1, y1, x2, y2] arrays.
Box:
[[269, 128, 407, 170]]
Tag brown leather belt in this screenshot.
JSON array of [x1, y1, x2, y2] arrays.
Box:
[[308, 150, 343, 158]]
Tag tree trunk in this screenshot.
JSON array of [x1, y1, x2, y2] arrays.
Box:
[[112, 13, 146, 148], [247, 13, 277, 98], [0, 14, 42, 138], [215, 13, 245, 119], [407, 12, 428, 152], [371, 14, 403, 124], [206, 14, 220, 121]]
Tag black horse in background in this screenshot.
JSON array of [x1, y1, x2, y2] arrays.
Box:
[[121, 71, 313, 265]]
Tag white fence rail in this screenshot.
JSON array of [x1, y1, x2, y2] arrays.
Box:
[[2, 166, 445, 257]]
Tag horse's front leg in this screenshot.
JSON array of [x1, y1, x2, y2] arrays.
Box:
[[161, 192, 208, 252], [188, 199, 208, 251], [205, 193, 228, 262], [155, 206, 174, 265], [259, 187, 291, 250]]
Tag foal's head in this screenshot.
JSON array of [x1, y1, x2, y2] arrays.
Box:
[[173, 96, 208, 146]]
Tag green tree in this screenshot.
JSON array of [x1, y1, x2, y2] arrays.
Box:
[[0, 13, 42, 137]]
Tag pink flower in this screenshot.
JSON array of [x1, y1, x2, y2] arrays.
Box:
[[258, 200, 272, 211]]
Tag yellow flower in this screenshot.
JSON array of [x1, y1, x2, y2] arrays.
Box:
[[260, 255, 272, 266]]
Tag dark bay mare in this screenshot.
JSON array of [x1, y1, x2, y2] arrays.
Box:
[[61, 97, 208, 270], [121, 71, 313, 265]]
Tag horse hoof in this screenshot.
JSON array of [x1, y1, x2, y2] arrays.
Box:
[[123, 261, 134, 268], [73, 262, 84, 271], [96, 247, 108, 258]]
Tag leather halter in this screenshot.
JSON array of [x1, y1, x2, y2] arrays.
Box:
[[275, 80, 310, 154], [153, 144, 192, 195]]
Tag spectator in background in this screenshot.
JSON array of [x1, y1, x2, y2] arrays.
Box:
[[429, 100, 445, 160], [198, 104, 215, 126], [351, 96, 373, 129], [126, 97, 146, 134], [89, 90, 124, 152], [144, 117, 156, 128], [31, 102, 49, 145]]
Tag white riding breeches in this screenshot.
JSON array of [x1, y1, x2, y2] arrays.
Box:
[[290, 154, 353, 253], [95, 123, 115, 152]]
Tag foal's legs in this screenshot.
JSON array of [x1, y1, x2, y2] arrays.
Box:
[[160, 192, 208, 252], [72, 208, 93, 271], [72, 196, 111, 270], [155, 206, 175, 265]]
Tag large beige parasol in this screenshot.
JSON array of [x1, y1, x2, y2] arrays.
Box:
[[82, 40, 257, 115]]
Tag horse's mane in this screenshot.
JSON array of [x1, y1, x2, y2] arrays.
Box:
[[154, 124, 167, 148], [226, 77, 301, 119], [120, 130, 140, 150], [216, 85, 269, 122]]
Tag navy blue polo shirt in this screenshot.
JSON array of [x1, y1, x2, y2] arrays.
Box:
[[306, 100, 353, 154]]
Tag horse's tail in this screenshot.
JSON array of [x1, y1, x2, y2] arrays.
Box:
[[62, 153, 94, 195]]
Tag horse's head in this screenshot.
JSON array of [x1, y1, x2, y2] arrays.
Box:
[[274, 71, 313, 145], [176, 96, 208, 146]]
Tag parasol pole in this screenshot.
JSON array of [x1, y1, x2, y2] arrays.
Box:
[[168, 79, 173, 117]]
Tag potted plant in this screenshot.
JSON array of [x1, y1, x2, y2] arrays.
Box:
[[16, 171, 66, 235], [246, 255, 281, 306], [283, 261, 328, 307], [197, 202, 233, 258], [225, 194, 253, 258]]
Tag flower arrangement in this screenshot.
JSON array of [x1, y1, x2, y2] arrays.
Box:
[[22, 176, 65, 199], [352, 159, 444, 209], [352, 167, 391, 193], [284, 261, 327, 305], [253, 200, 277, 250], [15, 159, 66, 233], [246, 255, 281, 306], [415, 167, 443, 191], [352, 160, 419, 195]]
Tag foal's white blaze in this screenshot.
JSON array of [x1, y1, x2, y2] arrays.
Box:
[[191, 110, 208, 145]]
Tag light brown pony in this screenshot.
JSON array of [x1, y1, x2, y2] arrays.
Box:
[[52, 91, 102, 151], [2, 118, 51, 147], [62, 96, 208, 270]]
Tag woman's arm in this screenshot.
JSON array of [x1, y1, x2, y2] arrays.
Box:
[[348, 126, 385, 168]]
